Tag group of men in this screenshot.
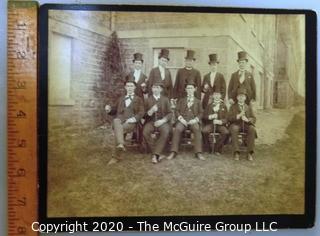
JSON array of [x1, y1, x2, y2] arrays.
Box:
[[105, 49, 257, 163]]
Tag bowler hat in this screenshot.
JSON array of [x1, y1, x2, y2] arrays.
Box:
[[133, 52, 144, 63], [152, 81, 164, 88], [185, 81, 197, 88], [158, 48, 170, 61], [185, 50, 196, 60], [124, 79, 137, 86], [208, 53, 219, 64], [237, 51, 248, 62], [237, 88, 247, 96]]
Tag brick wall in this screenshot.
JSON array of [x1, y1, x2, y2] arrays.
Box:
[[48, 11, 113, 133]]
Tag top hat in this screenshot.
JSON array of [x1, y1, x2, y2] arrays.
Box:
[[185, 50, 196, 60], [208, 53, 219, 64], [158, 48, 170, 61], [152, 81, 164, 88], [133, 52, 144, 63], [237, 51, 249, 62], [237, 88, 247, 96]]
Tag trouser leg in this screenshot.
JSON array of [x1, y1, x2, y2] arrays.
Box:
[[171, 122, 185, 153], [189, 123, 202, 154], [154, 123, 171, 155], [112, 118, 124, 145], [245, 124, 256, 153], [143, 122, 155, 151], [215, 125, 229, 153], [229, 124, 240, 153], [202, 124, 214, 152]]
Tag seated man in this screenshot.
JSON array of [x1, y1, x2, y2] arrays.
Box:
[[167, 82, 205, 161], [202, 90, 229, 155], [228, 88, 257, 161], [105, 80, 145, 153], [143, 82, 172, 164]]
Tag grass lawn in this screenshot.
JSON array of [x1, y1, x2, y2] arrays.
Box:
[[47, 112, 305, 217]]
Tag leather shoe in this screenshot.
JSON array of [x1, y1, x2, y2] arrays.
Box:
[[234, 152, 240, 161], [152, 155, 158, 164], [196, 153, 206, 161], [248, 152, 254, 161], [167, 152, 176, 160], [116, 144, 126, 152]]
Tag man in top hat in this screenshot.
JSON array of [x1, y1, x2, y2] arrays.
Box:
[[228, 88, 257, 161], [125, 52, 148, 99], [173, 49, 202, 100], [167, 82, 205, 161], [228, 51, 256, 105], [148, 48, 173, 99], [143, 81, 173, 164], [201, 53, 226, 109], [202, 89, 229, 155], [105, 80, 145, 152]]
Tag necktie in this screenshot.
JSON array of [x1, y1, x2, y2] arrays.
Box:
[[125, 95, 133, 107], [213, 102, 219, 112], [187, 97, 193, 108]]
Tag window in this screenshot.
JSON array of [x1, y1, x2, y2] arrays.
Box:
[[48, 32, 74, 105]]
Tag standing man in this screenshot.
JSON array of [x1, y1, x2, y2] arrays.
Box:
[[143, 82, 172, 164], [105, 80, 145, 153], [228, 88, 257, 161], [228, 51, 256, 105], [202, 90, 229, 155], [173, 49, 202, 100], [167, 82, 205, 161], [148, 48, 173, 99], [201, 53, 226, 108], [125, 52, 148, 99]]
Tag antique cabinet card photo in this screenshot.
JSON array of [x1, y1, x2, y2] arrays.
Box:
[[38, 4, 316, 233]]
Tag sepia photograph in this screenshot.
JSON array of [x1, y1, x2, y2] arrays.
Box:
[[41, 6, 310, 221]]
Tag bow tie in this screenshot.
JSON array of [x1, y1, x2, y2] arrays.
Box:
[[125, 95, 134, 100]]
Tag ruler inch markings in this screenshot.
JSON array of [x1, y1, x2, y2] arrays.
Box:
[[7, 1, 38, 236]]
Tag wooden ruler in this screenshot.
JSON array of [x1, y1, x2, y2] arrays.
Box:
[[7, 1, 38, 235]]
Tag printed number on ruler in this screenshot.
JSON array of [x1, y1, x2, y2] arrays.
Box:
[[8, 2, 38, 236]]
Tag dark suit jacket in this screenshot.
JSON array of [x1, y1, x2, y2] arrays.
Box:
[[228, 70, 256, 103], [173, 67, 202, 99], [201, 72, 226, 107], [175, 97, 203, 122], [148, 67, 173, 99], [125, 71, 147, 98], [203, 101, 228, 125], [109, 95, 145, 123], [227, 103, 256, 126], [145, 95, 173, 123]]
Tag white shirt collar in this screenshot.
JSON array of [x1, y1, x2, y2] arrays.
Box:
[[153, 94, 160, 100]]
